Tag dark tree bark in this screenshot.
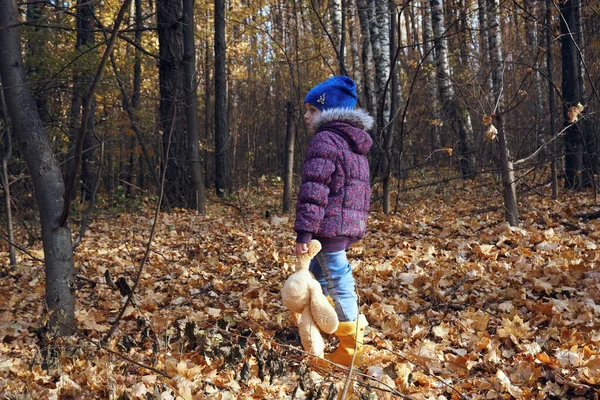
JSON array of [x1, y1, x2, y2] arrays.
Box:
[[0, 77, 16, 266], [183, 0, 206, 213], [126, 0, 144, 197], [158, 0, 192, 207], [214, 0, 231, 196], [203, 36, 212, 188], [573, 2, 598, 184], [25, 1, 49, 123], [477, 0, 491, 92], [409, 2, 420, 58], [0, 0, 75, 335], [67, 0, 97, 202], [282, 102, 296, 214], [559, 0, 586, 190], [422, 0, 441, 153], [132, 0, 143, 111], [545, 0, 558, 198]]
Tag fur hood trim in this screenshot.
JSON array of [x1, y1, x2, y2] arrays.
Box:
[[310, 108, 374, 133]]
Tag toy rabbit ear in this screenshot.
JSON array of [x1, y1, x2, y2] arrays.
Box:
[[307, 240, 321, 257]]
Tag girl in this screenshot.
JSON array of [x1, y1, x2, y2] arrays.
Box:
[[294, 76, 373, 366]]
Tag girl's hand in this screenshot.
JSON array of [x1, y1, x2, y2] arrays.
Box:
[[295, 242, 308, 256]]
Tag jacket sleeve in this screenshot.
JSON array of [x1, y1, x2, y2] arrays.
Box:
[[294, 133, 338, 240]]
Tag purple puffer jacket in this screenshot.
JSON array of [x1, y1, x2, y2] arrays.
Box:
[[295, 108, 374, 252]]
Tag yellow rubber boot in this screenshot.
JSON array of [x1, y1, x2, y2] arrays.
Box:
[[325, 314, 368, 367]]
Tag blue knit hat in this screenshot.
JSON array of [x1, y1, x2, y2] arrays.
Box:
[[304, 76, 357, 111]]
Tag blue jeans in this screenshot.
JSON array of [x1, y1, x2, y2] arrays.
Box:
[[309, 250, 358, 322]]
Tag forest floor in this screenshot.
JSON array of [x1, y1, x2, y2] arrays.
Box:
[[1, 177, 600, 399]]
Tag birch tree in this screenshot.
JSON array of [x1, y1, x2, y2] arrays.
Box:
[[282, 101, 295, 214], [329, 0, 345, 73], [183, 0, 206, 212], [355, 0, 377, 115], [430, 0, 476, 178], [368, 0, 391, 135], [523, 0, 545, 154], [347, 2, 363, 102], [488, 0, 519, 226], [383, 2, 401, 214]]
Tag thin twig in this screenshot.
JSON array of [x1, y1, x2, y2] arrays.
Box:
[[0, 230, 43, 263]]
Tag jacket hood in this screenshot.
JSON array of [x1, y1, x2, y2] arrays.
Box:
[[310, 108, 374, 155]]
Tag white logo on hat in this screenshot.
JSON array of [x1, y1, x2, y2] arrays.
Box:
[[317, 93, 326, 105]]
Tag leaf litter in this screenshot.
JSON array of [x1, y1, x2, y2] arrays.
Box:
[[1, 180, 600, 399]]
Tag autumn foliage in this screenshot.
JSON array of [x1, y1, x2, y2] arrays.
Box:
[[1, 178, 600, 399]]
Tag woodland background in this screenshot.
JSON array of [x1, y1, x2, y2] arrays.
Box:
[[0, 0, 600, 398]]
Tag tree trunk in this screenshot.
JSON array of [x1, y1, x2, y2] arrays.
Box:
[[574, 2, 597, 184], [75, 0, 97, 202], [430, 0, 476, 178], [369, 0, 391, 131], [559, 0, 584, 190], [383, 2, 399, 214], [456, 0, 469, 66], [214, 0, 231, 196], [0, 77, 16, 266], [283, 102, 296, 214], [355, 0, 377, 115], [422, 0, 441, 153], [25, 2, 49, 123], [366, 0, 391, 179], [126, 0, 143, 197], [0, 0, 75, 335], [183, 0, 206, 213], [409, 2, 420, 58], [347, 2, 362, 99], [329, 0, 344, 73], [204, 36, 212, 189], [545, 0, 558, 198], [132, 0, 142, 110], [158, 0, 191, 207], [339, 0, 347, 75], [524, 0, 545, 157], [488, 0, 519, 226]]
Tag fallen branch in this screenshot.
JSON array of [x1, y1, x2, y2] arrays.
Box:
[[574, 209, 600, 220]]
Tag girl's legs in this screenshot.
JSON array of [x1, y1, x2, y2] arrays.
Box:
[[312, 250, 358, 322]]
